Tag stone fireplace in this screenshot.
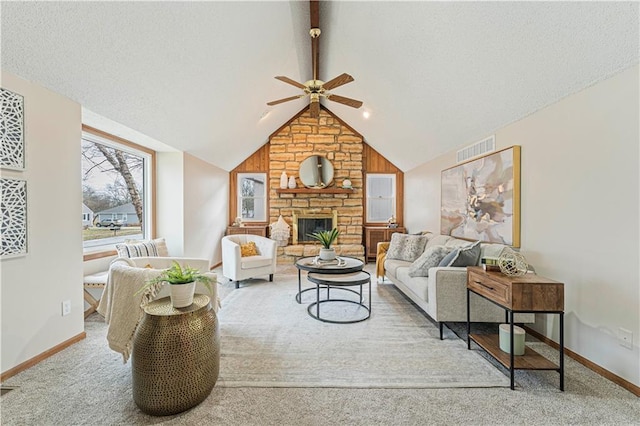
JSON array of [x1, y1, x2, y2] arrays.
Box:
[[292, 210, 338, 244], [269, 108, 365, 262]]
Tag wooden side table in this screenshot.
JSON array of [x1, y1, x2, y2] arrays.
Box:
[[466, 266, 565, 390], [364, 226, 405, 261], [226, 225, 268, 237], [132, 294, 220, 415]]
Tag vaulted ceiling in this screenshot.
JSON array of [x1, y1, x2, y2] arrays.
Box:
[[2, 1, 638, 171]]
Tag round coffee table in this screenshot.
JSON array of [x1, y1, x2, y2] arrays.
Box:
[[306, 271, 372, 324], [294, 256, 364, 304]]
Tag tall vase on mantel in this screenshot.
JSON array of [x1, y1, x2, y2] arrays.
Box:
[[288, 175, 297, 189], [280, 171, 288, 189]]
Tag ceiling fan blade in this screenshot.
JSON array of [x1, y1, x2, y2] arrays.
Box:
[[322, 73, 354, 91], [325, 93, 363, 109], [267, 95, 304, 106], [309, 99, 320, 118], [275, 76, 307, 90]]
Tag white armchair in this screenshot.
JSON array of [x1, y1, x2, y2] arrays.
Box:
[[222, 234, 277, 288]]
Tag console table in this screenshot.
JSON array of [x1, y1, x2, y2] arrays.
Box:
[[466, 266, 565, 390]]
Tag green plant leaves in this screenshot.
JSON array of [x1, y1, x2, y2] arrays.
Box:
[[306, 228, 340, 249]]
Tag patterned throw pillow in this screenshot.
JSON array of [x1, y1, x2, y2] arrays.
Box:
[[408, 245, 452, 277], [116, 237, 169, 258], [240, 241, 259, 257], [444, 241, 482, 267], [385, 233, 429, 262]]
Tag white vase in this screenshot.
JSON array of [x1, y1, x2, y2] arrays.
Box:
[[170, 281, 196, 308], [288, 176, 297, 189], [319, 248, 336, 261], [280, 171, 288, 189]]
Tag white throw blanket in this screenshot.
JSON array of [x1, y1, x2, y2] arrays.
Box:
[[97, 258, 163, 363]]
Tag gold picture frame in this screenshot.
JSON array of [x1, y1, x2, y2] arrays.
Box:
[[441, 146, 520, 247]]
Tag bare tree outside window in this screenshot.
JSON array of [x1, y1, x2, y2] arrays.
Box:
[[82, 138, 146, 245]]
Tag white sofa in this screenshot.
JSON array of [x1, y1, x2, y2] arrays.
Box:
[[380, 234, 533, 339], [222, 234, 277, 288]]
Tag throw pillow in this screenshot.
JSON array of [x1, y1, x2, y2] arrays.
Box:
[[408, 245, 452, 277], [438, 248, 459, 267], [447, 241, 482, 267], [385, 233, 429, 262], [240, 241, 259, 257], [116, 237, 169, 258]]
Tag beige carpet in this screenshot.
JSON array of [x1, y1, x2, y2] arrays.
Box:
[[216, 270, 509, 388]]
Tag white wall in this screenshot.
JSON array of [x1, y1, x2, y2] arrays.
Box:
[[1, 71, 84, 373], [156, 152, 228, 266], [405, 65, 640, 387], [156, 152, 185, 256], [183, 153, 228, 266]]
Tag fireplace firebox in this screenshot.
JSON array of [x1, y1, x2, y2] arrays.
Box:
[[292, 210, 338, 244]]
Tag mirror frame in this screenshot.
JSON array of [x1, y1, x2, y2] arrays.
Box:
[[298, 155, 334, 188]]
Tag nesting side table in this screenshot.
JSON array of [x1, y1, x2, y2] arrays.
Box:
[[132, 294, 219, 415]]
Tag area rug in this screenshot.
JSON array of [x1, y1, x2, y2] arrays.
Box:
[[216, 270, 510, 389]]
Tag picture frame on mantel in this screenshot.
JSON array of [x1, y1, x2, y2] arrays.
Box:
[[1, 88, 26, 171], [440, 145, 520, 247]]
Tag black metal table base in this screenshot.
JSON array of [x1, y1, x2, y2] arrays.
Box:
[[306, 271, 372, 324]]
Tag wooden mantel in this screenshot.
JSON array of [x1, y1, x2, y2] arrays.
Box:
[[275, 188, 355, 194]]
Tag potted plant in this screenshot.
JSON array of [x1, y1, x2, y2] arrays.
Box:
[[137, 261, 214, 308], [307, 228, 340, 260]]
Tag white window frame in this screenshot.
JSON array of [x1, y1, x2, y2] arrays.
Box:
[[82, 131, 153, 251], [366, 173, 397, 223], [237, 172, 267, 222]]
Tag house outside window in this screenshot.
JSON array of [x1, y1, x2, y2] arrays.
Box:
[[366, 174, 396, 222], [237, 173, 266, 222], [81, 129, 153, 249]]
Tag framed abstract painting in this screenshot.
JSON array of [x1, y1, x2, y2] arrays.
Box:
[[441, 146, 520, 247], [1, 88, 25, 171], [1, 178, 28, 258]]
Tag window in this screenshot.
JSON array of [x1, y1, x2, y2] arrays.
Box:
[[81, 129, 153, 249], [366, 174, 396, 222], [237, 173, 266, 222]]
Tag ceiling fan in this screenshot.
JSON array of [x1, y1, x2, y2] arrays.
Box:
[[267, 0, 363, 118]]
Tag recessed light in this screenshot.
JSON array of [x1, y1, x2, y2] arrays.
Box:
[[362, 111, 370, 119]]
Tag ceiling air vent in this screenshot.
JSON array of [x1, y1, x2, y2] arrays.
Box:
[[456, 135, 495, 163]]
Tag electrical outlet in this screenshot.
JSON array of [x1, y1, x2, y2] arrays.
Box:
[[62, 300, 71, 316], [618, 328, 633, 349]]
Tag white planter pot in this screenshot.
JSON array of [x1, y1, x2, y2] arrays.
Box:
[[170, 281, 196, 308], [319, 248, 336, 261]]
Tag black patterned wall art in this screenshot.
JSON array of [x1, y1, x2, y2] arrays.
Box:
[[1, 88, 25, 170], [1, 178, 27, 257]]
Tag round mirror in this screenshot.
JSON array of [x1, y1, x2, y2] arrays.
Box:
[[299, 155, 334, 188]]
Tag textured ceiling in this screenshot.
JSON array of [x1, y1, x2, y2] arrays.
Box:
[[2, 1, 638, 171]]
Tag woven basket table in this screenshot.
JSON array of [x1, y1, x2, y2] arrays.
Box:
[[132, 294, 219, 416]]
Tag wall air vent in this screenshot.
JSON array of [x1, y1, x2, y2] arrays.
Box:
[[456, 135, 495, 163]]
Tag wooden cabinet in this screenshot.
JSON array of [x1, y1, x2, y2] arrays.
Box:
[[466, 266, 565, 390], [226, 226, 268, 237], [364, 226, 405, 261]]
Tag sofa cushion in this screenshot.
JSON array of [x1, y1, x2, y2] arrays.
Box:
[[384, 258, 411, 280], [241, 255, 272, 269], [444, 241, 482, 267], [386, 233, 429, 262], [397, 266, 429, 303], [425, 234, 453, 249], [408, 245, 452, 277]]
